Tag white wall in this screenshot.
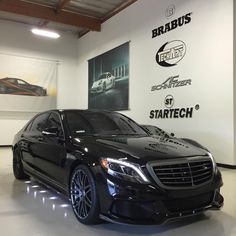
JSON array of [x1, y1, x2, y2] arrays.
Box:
[[77, 0, 235, 165], [234, 0, 236, 166], [0, 20, 79, 145], [1, 0, 234, 165]]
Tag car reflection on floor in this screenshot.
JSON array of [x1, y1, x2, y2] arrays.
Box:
[[24, 179, 71, 220]]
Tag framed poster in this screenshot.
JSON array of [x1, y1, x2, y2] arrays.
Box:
[[88, 42, 129, 111], [0, 53, 58, 112]]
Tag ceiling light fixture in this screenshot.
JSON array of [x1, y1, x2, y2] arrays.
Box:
[[31, 28, 60, 39]]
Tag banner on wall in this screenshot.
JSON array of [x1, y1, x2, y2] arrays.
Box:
[[88, 42, 129, 111], [0, 53, 58, 112]]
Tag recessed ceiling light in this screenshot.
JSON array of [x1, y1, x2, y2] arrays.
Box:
[[31, 28, 60, 39]]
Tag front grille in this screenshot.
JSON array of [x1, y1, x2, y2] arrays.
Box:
[[149, 159, 213, 188]]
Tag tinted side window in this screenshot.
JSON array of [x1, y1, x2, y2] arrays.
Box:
[[31, 113, 49, 133], [47, 113, 63, 137], [7, 79, 16, 84]]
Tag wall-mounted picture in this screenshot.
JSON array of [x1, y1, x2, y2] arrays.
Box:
[[88, 42, 129, 111], [0, 53, 58, 112], [0, 77, 47, 96]]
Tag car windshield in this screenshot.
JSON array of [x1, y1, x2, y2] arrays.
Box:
[[96, 74, 107, 81], [142, 125, 170, 137], [17, 79, 29, 85], [65, 111, 148, 137]]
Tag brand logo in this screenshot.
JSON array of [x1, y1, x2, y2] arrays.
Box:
[[151, 75, 191, 91], [152, 12, 192, 38], [156, 40, 186, 67], [149, 95, 199, 119], [165, 5, 175, 19], [164, 95, 174, 108]]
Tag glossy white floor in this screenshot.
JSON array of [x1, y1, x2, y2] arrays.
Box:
[[0, 147, 236, 236]]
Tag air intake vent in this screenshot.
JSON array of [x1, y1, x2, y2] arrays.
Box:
[[148, 159, 213, 189]]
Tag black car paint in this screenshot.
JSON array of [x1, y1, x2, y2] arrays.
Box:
[[13, 110, 223, 225]]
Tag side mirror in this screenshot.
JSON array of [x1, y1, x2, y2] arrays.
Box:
[[42, 127, 59, 137]]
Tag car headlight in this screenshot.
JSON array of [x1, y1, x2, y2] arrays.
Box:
[[100, 158, 150, 184]]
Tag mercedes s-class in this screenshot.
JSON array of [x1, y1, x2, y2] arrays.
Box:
[[12, 110, 223, 225]]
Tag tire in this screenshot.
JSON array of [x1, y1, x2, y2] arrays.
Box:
[[13, 148, 29, 180], [70, 165, 100, 225]]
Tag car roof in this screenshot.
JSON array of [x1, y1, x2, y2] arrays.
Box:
[[1, 77, 17, 80], [62, 109, 119, 115], [40, 109, 118, 115]]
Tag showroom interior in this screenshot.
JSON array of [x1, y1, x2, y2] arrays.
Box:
[[0, 0, 236, 235]]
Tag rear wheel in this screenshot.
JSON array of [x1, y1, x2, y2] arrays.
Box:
[[13, 148, 29, 180], [70, 165, 100, 225]]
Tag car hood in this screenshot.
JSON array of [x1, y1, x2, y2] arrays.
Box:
[[92, 80, 102, 88], [73, 135, 208, 164]]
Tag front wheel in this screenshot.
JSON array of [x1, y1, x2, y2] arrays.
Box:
[[13, 148, 29, 180], [70, 165, 100, 225]]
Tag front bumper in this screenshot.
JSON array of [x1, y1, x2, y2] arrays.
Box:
[[90, 86, 103, 94], [96, 170, 224, 225]]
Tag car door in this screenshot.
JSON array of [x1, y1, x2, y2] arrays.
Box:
[[21, 112, 50, 172], [33, 111, 67, 187], [5, 78, 19, 93]]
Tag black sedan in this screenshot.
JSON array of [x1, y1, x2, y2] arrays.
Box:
[[0, 77, 47, 96], [12, 110, 223, 225]]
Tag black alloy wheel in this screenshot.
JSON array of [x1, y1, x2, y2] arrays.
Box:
[[13, 148, 29, 180], [70, 165, 100, 224]]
